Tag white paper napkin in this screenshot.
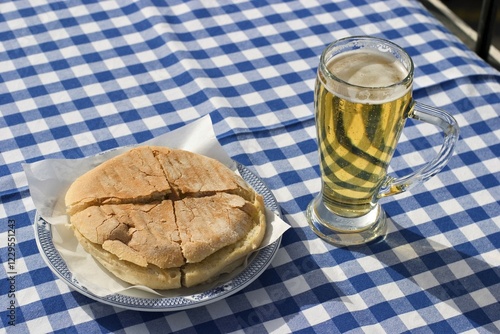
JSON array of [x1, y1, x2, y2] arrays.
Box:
[[24, 115, 290, 297]]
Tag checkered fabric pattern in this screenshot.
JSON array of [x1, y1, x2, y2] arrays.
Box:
[[1, 0, 499, 333]]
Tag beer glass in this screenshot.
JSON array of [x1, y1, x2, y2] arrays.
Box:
[[306, 36, 459, 246]]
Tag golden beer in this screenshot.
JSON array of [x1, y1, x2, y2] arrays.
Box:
[[308, 36, 458, 246], [315, 50, 412, 218]]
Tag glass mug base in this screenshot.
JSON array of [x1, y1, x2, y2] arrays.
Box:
[[306, 195, 387, 246]]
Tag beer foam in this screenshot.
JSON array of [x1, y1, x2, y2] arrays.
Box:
[[325, 49, 410, 103]]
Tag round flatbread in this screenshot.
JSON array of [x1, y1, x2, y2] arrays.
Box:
[[65, 146, 266, 289]]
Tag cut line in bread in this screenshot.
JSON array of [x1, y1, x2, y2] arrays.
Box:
[[66, 146, 256, 214]]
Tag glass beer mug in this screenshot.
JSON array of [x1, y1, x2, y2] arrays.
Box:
[[306, 36, 459, 246]]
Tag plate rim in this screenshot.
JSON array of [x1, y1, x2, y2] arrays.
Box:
[[34, 163, 282, 312]]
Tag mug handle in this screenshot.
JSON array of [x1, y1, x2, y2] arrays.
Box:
[[378, 101, 460, 198]]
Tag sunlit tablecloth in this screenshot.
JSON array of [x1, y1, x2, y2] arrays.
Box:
[[1, 0, 499, 333]]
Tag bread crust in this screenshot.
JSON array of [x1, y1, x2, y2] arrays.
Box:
[[182, 194, 266, 287], [65, 146, 266, 290], [65, 147, 172, 215], [74, 228, 183, 290]]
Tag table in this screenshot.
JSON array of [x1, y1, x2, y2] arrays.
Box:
[[1, 0, 499, 333]]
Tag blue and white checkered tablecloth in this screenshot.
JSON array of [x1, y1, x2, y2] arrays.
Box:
[[1, 0, 499, 332]]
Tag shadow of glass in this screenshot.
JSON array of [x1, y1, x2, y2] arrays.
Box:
[[355, 216, 500, 331]]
